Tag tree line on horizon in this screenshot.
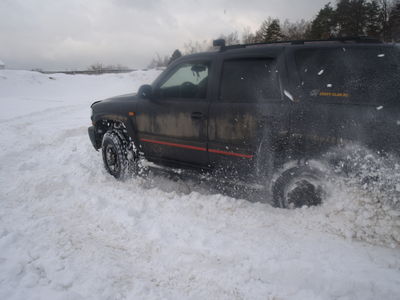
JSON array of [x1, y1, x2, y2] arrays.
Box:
[[149, 0, 400, 68]]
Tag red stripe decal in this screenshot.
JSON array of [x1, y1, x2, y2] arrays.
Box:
[[140, 138, 207, 152], [140, 138, 253, 159], [208, 148, 254, 159]]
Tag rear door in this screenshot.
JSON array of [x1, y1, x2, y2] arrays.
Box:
[[208, 50, 291, 177], [136, 59, 212, 166]]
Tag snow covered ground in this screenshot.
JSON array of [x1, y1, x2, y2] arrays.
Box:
[[0, 69, 399, 300]]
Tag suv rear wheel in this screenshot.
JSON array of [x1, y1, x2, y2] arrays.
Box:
[[272, 165, 326, 208], [101, 130, 136, 180]]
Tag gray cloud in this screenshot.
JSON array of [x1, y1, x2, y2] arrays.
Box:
[[0, 0, 327, 70]]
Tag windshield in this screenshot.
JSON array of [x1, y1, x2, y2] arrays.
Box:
[[295, 46, 400, 104]]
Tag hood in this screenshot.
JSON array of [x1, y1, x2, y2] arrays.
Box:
[[90, 92, 138, 109]]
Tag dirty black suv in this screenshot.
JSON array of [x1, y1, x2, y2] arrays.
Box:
[[88, 37, 400, 208]]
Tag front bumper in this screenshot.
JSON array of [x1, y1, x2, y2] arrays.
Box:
[[88, 126, 101, 150]]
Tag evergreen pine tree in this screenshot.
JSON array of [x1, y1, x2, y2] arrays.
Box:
[[254, 19, 271, 42], [389, 1, 400, 41], [336, 0, 369, 36], [168, 49, 182, 65], [265, 19, 284, 42], [379, 0, 392, 41], [366, 0, 382, 38], [308, 3, 336, 39]]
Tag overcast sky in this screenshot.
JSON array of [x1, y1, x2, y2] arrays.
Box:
[[0, 0, 328, 70]]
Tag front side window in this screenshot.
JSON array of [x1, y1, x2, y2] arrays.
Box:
[[219, 58, 281, 103], [158, 62, 209, 99]]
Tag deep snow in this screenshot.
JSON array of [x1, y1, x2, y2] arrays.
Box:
[[0, 70, 399, 300]]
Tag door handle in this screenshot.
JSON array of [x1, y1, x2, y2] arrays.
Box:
[[191, 112, 205, 120]]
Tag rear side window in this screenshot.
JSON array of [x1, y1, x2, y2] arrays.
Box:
[[295, 47, 400, 104], [219, 58, 281, 103]]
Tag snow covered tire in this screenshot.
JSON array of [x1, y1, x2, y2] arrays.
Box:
[[101, 131, 131, 180], [272, 166, 326, 208]]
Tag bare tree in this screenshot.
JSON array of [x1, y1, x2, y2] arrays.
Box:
[[281, 19, 311, 40], [88, 63, 130, 72], [88, 63, 105, 73], [183, 40, 211, 54], [114, 64, 130, 71], [217, 31, 240, 45], [241, 26, 256, 44], [147, 53, 169, 68]]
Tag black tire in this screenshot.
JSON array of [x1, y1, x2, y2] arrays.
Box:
[[101, 131, 131, 180], [272, 165, 326, 208]]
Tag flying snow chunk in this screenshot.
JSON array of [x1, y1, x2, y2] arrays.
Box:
[[318, 69, 324, 75], [376, 106, 384, 110], [327, 84, 333, 88], [284, 90, 295, 102], [377, 54, 385, 58]]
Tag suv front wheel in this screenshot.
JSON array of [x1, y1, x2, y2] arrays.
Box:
[[101, 130, 135, 180]]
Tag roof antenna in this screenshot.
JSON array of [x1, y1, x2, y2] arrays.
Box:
[[213, 39, 226, 51]]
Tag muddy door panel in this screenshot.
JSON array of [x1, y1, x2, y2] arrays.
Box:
[[136, 60, 211, 166], [136, 98, 209, 165], [208, 102, 290, 174], [208, 56, 290, 176]]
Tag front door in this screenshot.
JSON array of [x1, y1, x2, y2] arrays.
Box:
[[136, 60, 211, 167]]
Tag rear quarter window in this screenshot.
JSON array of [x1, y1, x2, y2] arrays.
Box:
[[295, 47, 400, 105]]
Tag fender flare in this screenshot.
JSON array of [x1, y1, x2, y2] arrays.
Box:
[[92, 113, 140, 150]]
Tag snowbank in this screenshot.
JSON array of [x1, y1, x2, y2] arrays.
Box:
[[0, 70, 399, 300]]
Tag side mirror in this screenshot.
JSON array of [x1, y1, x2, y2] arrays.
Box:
[[138, 84, 153, 99]]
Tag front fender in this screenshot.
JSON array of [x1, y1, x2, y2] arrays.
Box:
[[88, 125, 101, 150]]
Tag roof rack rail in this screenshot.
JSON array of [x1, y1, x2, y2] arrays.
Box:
[[213, 36, 382, 52]]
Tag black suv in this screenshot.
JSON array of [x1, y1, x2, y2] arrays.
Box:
[[88, 37, 400, 208]]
